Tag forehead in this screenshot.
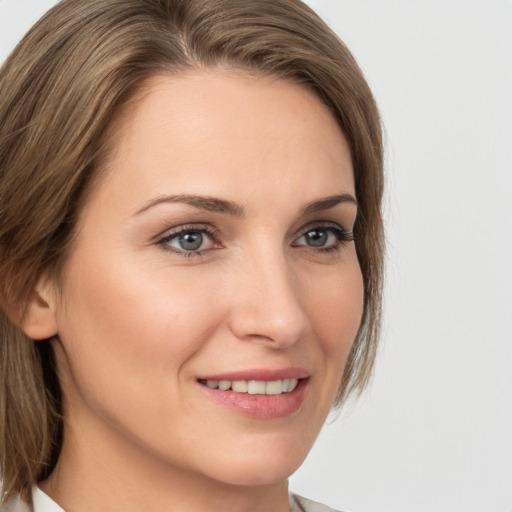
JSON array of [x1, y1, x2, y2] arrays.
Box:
[[93, 69, 354, 213]]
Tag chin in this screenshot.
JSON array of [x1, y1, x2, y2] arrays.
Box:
[[199, 437, 311, 487], [213, 462, 301, 488]]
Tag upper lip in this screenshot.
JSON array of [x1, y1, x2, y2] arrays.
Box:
[[197, 367, 310, 382]]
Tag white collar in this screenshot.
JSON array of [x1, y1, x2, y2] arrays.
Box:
[[32, 487, 64, 512]]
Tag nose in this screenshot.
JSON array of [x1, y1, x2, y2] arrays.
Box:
[[227, 248, 310, 348]]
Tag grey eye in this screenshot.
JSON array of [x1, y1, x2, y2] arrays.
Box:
[[175, 231, 204, 251], [158, 225, 218, 256], [303, 229, 329, 247], [294, 224, 350, 250]]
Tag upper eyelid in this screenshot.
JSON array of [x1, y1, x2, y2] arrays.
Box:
[[157, 223, 218, 241], [294, 220, 351, 236]]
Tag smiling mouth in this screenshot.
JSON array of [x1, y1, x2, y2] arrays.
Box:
[[198, 378, 300, 395], [197, 374, 309, 418]]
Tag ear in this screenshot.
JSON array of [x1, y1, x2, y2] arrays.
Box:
[[20, 278, 59, 340]]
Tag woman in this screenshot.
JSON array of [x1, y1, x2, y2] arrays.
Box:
[[0, 0, 384, 511]]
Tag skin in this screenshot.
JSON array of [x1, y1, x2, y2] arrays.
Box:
[[28, 69, 364, 512]]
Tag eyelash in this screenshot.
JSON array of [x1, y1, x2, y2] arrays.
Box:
[[156, 222, 355, 258], [156, 223, 220, 258], [292, 222, 355, 253]]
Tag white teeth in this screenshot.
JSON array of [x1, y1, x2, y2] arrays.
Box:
[[203, 378, 301, 395], [248, 380, 266, 394], [265, 380, 282, 395], [218, 380, 231, 391], [231, 380, 248, 392]]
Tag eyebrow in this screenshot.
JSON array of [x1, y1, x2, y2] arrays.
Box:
[[135, 194, 246, 217], [134, 192, 357, 217], [300, 194, 358, 215]]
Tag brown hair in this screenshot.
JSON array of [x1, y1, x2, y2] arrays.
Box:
[[0, 0, 384, 502]]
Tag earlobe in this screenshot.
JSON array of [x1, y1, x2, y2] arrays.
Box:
[[20, 280, 59, 340]]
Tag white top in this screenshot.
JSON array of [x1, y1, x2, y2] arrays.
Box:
[[0, 488, 64, 512], [290, 493, 340, 512], [2, 488, 339, 512], [31, 488, 64, 512]]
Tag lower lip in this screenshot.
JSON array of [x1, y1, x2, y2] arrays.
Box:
[[198, 379, 308, 419]]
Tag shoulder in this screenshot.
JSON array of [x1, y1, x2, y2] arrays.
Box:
[[290, 493, 343, 512]]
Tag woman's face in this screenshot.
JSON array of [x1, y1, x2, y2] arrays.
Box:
[[49, 70, 363, 487]]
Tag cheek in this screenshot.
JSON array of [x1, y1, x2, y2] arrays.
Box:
[[54, 254, 222, 402], [52, 255, 231, 464], [301, 256, 364, 407], [306, 261, 364, 353]]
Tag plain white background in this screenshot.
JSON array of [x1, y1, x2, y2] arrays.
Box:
[[1, 1, 511, 511]]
